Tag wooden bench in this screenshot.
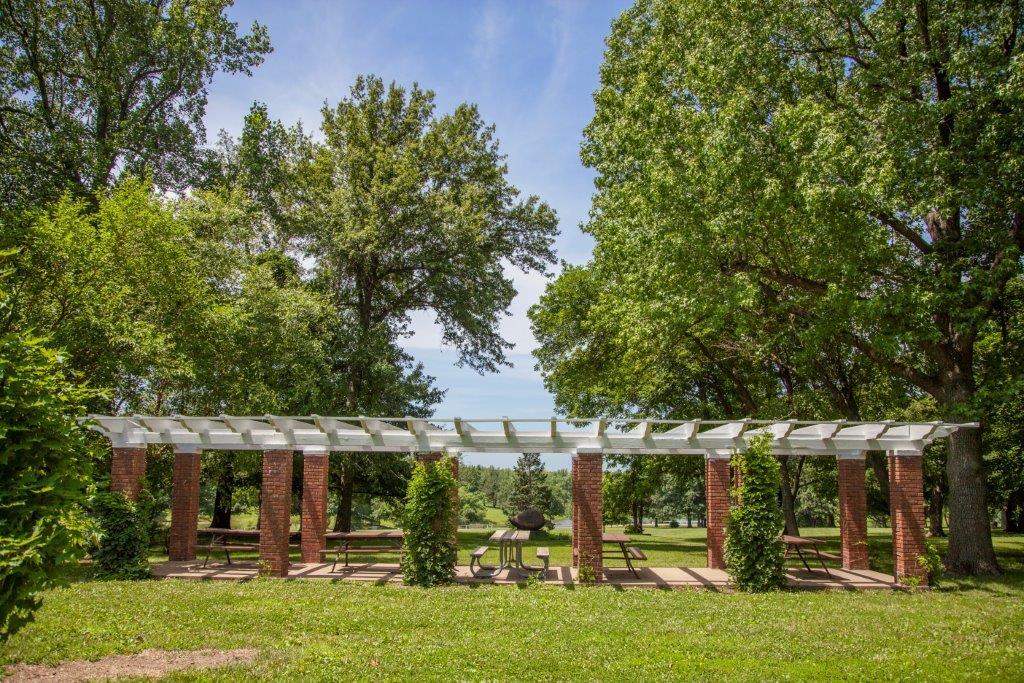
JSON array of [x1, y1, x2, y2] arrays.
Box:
[[469, 546, 493, 577], [626, 546, 647, 561], [535, 547, 550, 573], [324, 531, 404, 571], [197, 529, 264, 567], [782, 535, 839, 577]]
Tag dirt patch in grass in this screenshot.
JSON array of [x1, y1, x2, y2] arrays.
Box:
[[4, 648, 258, 681]]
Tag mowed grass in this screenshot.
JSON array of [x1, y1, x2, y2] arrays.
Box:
[[2, 531, 1023, 681]]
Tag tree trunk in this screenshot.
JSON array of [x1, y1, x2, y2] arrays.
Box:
[[1005, 487, 1024, 533], [867, 451, 889, 506], [944, 425, 1000, 575], [778, 455, 800, 536], [210, 462, 233, 528], [333, 474, 354, 533], [927, 481, 945, 537]]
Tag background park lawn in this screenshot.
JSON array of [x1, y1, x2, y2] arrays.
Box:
[[2, 531, 1022, 681]]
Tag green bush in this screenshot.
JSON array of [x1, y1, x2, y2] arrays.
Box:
[[401, 457, 458, 587], [725, 434, 786, 592], [669, 519, 680, 528], [918, 540, 944, 588], [90, 492, 152, 580], [0, 270, 95, 641]]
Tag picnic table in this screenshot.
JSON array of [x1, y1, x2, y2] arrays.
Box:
[[782, 535, 840, 577], [323, 530, 404, 571], [197, 528, 300, 567], [469, 530, 549, 578], [602, 532, 646, 578]]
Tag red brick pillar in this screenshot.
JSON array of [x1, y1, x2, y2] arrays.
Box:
[[300, 452, 329, 563], [111, 447, 147, 500], [259, 449, 294, 577], [706, 454, 730, 569], [572, 452, 603, 581], [838, 455, 869, 570], [571, 456, 580, 567], [889, 453, 927, 584], [168, 449, 202, 561]]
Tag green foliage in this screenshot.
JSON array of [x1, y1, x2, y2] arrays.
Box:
[[0, 269, 94, 640], [401, 459, 458, 587], [725, 435, 785, 592], [458, 487, 489, 526], [0, 0, 270, 211], [505, 453, 555, 521], [89, 492, 152, 581], [529, 0, 1024, 575], [918, 541, 945, 588], [576, 550, 597, 584]]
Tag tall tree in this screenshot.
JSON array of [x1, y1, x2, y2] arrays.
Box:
[[297, 76, 558, 526], [0, 0, 270, 211], [505, 453, 554, 520], [566, 0, 1021, 575]]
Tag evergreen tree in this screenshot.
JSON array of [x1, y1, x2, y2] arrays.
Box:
[[505, 453, 554, 519]]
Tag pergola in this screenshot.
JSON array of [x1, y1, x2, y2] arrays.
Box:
[[85, 415, 973, 583]]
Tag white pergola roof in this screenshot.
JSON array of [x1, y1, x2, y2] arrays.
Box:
[[81, 416, 973, 456]]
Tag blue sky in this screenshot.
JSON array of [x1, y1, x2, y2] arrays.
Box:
[[203, 0, 631, 468]]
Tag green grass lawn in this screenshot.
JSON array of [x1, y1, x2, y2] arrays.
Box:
[[3, 530, 1023, 680]]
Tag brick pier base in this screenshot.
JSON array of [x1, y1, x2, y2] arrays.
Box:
[[571, 453, 603, 580], [111, 447, 147, 500], [169, 450, 201, 561], [890, 453, 927, 584], [706, 455, 730, 569], [301, 453, 329, 563], [838, 455, 869, 570], [259, 450, 294, 577]]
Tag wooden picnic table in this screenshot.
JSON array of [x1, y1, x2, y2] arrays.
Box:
[[782, 535, 839, 576], [602, 532, 646, 578], [196, 527, 300, 567], [469, 530, 548, 578], [323, 529, 404, 570]]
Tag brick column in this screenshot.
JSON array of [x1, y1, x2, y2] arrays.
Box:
[[259, 449, 294, 577], [572, 452, 603, 581], [571, 456, 580, 567], [838, 455, 869, 570], [300, 452, 329, 563], [889, 453, 927, 584], [168, 449, 202, 561], [706, 454, 730, 569], [111, 446, 147, 500]]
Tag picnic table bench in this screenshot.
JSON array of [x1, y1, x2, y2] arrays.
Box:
[[602, 532, 646, 578], [469, 530, 548, 578], [197, 528, 300, 567], [782, 535, 840, 577], [322, 530, 404, 571]]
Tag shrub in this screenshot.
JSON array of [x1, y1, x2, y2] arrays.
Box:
[[725, 433, 786, 592], [401, 457, 458, 587], [623, 523, 642, 534], [90, 492, 152, 580], [918, 540, 944, 587], [0, 278, 95, 641], [669, 519, 680, 528]]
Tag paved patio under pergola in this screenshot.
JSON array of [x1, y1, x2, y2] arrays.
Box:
[[151, 560, 899, 589], [85, 415, 973, 587]]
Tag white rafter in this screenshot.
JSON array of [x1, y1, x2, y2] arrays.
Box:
[[80, 416, 975, 456]]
